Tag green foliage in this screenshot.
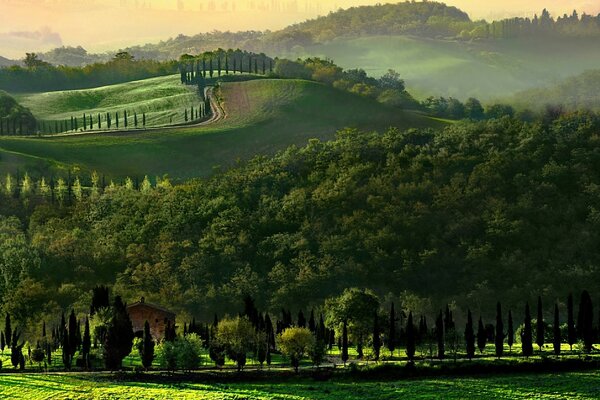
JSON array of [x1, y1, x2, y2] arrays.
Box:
[[277, 327, 314, 372]]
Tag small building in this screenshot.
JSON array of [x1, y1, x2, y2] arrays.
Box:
[[127, 297, 176, 340]]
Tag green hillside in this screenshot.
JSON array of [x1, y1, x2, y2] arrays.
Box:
[[288, 36, 600, 101], [0, 78, 441, 179], [15, 75, 201, 127], [512, 69, 600, 111]]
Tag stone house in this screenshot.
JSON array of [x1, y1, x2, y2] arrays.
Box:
[[126, 297, 176, 340]]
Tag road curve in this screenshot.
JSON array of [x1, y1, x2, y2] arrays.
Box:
[[35, 86, 226, 139]]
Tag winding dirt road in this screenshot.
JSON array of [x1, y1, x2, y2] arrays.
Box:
[[38, 86, 226, 139]]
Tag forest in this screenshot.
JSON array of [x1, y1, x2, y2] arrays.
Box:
[[1, 111, 600, 338]]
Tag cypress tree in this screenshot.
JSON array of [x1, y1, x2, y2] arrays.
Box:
[[217, 56, 221, 77], [1, 332, 4, 353], [82, 317, 91, 369], [465, 309, 475, 360], [507, 310, 514, 352], [124, 110, 128, 128], [406, 312, 415, 362], [477, 317, 486, 354], [495, 302, 504, 358], [104, 296, 134, 370], [143, 113, 146, 127], [61, 326, 71, 370], [578, 290, 593, 353], [436, 310, 444, 359], [115, 112, 119, 128], [444, 305, 454, 332], [372, 313, 381, 361], [297, 311, 306, 328], [553, 304, 561, 356], [522, 303, 533, 357], [308, 310, 316, 333], [98, 113, 101, 129], [341, 320, 348, 366], [141, 320, 155, 370], [68, 309, 78, 357], [388, 302, 396, 356], [567, 293, 576, 350], [83, 114, 87, 130], [4, 313, 11, 351], [536, 296, 544, 351], [184, 109, 188, 122], [134, 112, 138, 127]]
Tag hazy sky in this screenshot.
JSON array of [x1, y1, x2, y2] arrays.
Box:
[[0, 0, 598, 58]]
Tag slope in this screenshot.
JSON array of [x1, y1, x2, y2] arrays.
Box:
[[0, 78, 442, 179]]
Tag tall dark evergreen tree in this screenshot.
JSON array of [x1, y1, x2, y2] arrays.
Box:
[[104, 296, 134, 370], [68, 309, 78, 358], [61, 326, 71, 370], [553, 304, 561, 356], [495, 302, 504, 358], [82, 317, 91, 369], [567, 293, 576, 350], [141, 320, 155, 370], [465, 309, 475, 360], [308, 309, 316, 333], [341, 319, 348, 366], [406, 312, 415, 362], [577, 290, 594, 353], [4, 314, 11, 352], [444, 305, 454, 332], [372, 313, 381, 361], [388, 302, 396, 356], [297, 311, 306, 328], [522, 303, 533, 357], [477, 317, 486, 354], [507, 310, 514, 352], [536, 296, 544, 351], [436, 310, 444, 359]]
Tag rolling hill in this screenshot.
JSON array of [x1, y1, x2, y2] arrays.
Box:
[[15, 75, 202, 127], [0, 77, 442, 179], [512, 69, 600, 111], [285, 35, 600, 101]]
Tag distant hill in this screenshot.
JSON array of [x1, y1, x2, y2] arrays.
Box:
[[513, 70, 600, 111], [0, 56, 17, 67], [0, 77, 441, 179]]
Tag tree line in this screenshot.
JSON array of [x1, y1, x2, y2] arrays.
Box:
[[0, 287, 597, 372]]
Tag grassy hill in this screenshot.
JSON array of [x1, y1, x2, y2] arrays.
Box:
[[512, 69, 600, 111], [0, 78, 441, 179], [287, 35, 600, 101], [15, 75, 202, 127]]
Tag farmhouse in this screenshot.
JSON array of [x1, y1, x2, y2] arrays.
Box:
[[126, 297, 176, 339]]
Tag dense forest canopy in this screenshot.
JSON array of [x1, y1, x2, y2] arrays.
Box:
[[1, 112, 600, 339], [0, 90, 36, 132]]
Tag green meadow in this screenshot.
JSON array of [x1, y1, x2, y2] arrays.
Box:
[[0, 78, 441, 179], [0, 371, 598, 399]]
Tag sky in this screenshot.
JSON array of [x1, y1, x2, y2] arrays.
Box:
[[0, 0, 599, 58]]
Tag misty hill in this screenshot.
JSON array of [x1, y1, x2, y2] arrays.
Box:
[[513, 70, 600, 111], [0, 55, 17, 67]]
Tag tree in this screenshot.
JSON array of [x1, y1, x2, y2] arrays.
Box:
[[577, 290, 593, 353], [567, 293, 576, 351], [103, 296, 134, 370], [4, 314, 11, 353], [536, 296, 544, 351], [522, 303, 533, 357], [61, 326, 71, 370], [23, 53, 50, 68], [465, 97, 485, 120], [406, 312, 415, 362], [297, 311, 306, 328], [341, 319, 348, 366], [68, 309, 78, 358], [278, 327, 315, 373], [495, 302, 504, 358], [82, 317, 91, 369], [465, 309, 475, 360], [308, 310, 316, 333], [476, 317, 486, 354], [553, 304, 561, 356], [372, 312, 381, 361], [31, 343, 45, 370], [378, 69, 405, 92], [388, 302, 396, 356], [435, 310, 444, 359], [215, 316, 255, 371], [507, 310, 514, 352]]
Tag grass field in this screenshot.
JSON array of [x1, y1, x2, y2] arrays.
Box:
[[0, 78, 442, 179], [289, 36, 600, 101], [15, 75, 202, 128], [0, 371, 598, 399]]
